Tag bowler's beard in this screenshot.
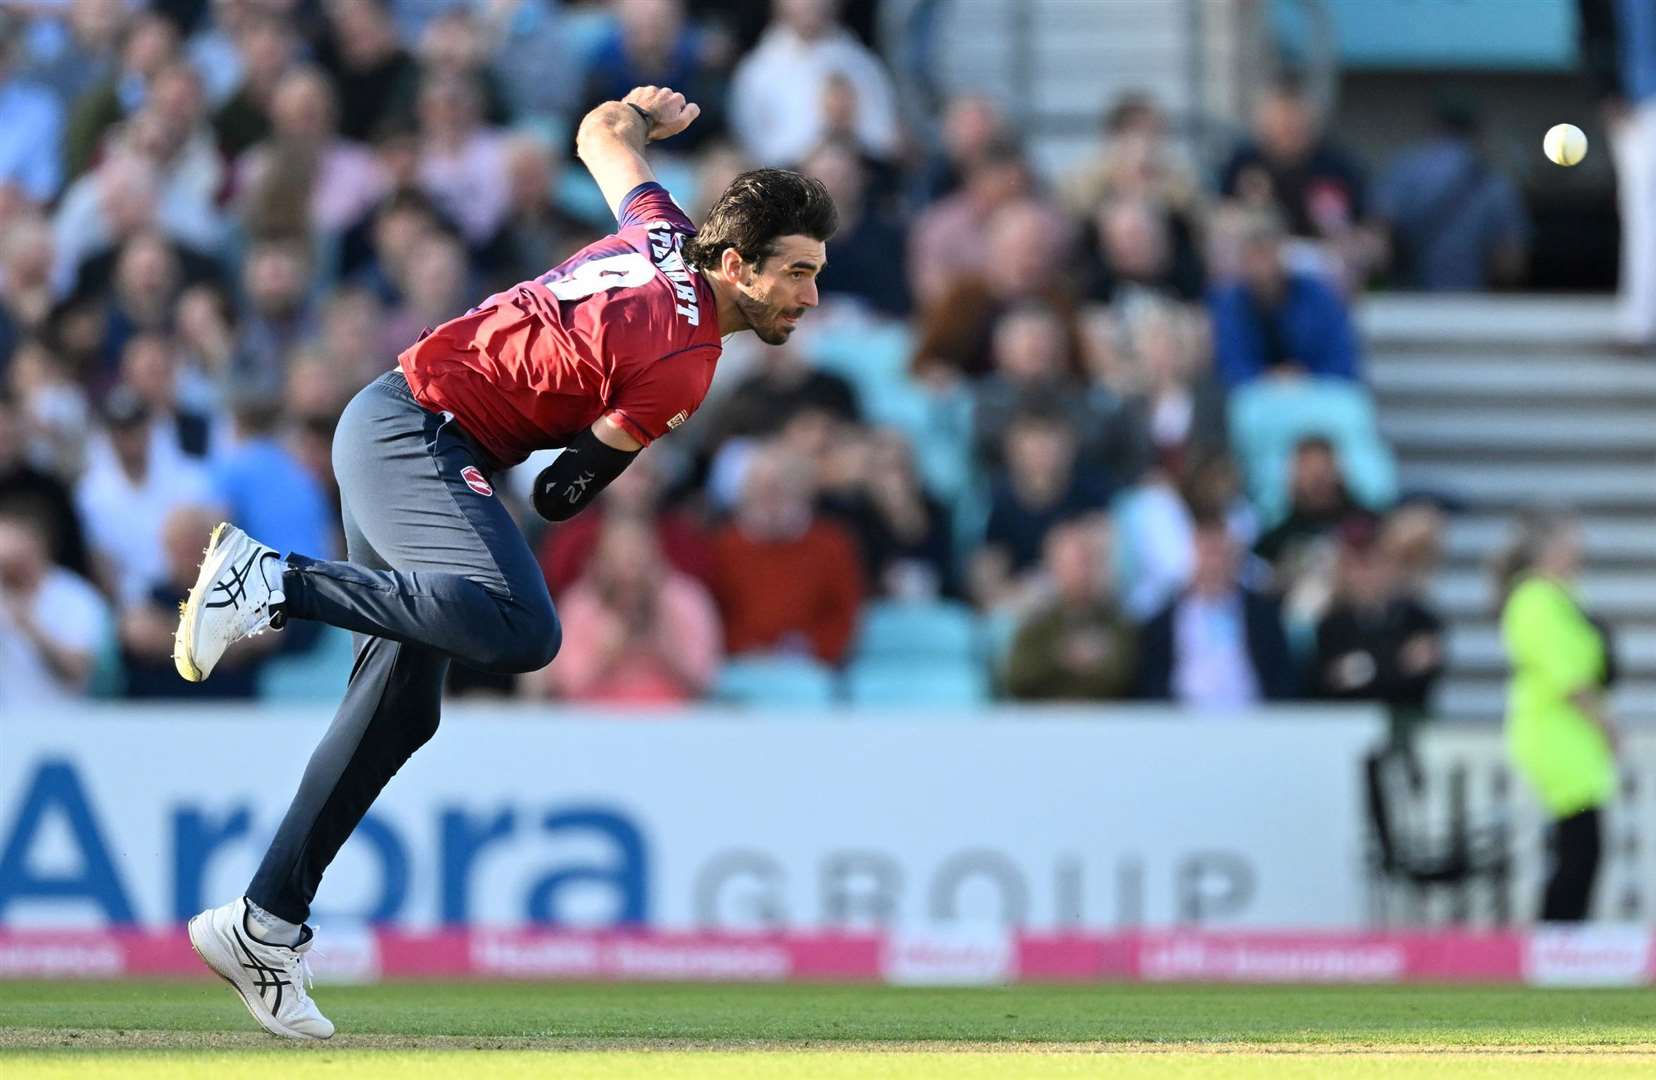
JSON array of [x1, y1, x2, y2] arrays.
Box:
[[735, 285, 802, 346]]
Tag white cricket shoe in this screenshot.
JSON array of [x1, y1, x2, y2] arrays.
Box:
[[188, 898, 334, 1040], [173, 522, 285, 682]]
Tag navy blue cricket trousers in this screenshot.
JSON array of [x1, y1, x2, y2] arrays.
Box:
[[246, 370, 560, 923]]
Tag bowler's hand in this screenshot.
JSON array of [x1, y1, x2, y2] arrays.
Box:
[[623, 86, 701, 141]]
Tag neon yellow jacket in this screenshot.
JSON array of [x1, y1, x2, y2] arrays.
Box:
[[1500, 575, 1615, 818]]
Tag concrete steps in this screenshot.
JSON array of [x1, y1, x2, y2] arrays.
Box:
[[1362, 295, 1655, 725]]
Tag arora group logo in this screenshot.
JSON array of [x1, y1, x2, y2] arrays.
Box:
[[460, 466, 493, 496]]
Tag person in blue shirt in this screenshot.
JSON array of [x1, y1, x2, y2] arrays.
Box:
[[211, 391, 335, 564], [1208, 211, 1361, 389], [1377, 105, 1530, 292], [0, 16, 66, 207]]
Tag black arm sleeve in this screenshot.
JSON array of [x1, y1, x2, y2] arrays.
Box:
[[531, 426, 640, 521]]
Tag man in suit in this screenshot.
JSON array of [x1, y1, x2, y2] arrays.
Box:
[[1138, 511, 1298, 708]]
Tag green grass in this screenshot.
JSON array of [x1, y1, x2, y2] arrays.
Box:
[[2, 981, 1653, 1078]]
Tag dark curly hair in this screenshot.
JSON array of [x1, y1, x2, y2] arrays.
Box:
[[682, 168, 838, 272]]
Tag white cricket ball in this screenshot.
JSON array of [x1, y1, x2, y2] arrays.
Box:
[[1544, 123, 1588, 167]]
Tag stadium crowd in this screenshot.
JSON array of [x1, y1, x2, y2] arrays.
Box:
[[2, 0, 1529, 723]]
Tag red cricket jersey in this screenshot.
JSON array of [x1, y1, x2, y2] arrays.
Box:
[[399, 182, 722, 468]]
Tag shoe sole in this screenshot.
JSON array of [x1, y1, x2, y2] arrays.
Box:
[[173, 522, 232, 683], [187, 912, 328, 1041]]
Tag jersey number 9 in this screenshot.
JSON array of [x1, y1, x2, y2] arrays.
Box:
[[545, 253, 656, 301]]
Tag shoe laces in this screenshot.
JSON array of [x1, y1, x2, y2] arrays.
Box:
[[295, 950, 317, 1000]]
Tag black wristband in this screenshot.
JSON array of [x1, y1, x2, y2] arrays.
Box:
[[532, 427, 640, 522], [625, 102, 655, 130]]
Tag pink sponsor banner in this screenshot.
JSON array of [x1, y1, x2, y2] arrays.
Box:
[[0, 928, 1638, 985], [1133, 931, 1525, 983], [377, 929, 883, 982], [1016, 933, 1135, 981]]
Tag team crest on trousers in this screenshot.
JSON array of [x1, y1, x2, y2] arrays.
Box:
[[460, 466, 493, 496]]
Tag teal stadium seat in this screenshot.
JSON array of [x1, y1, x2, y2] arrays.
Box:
[[853, 600, 980, 663], [805, 320, 913, 403], [844, 658, 989, 708], [1228, 377, 1399, 525], [257, 625, 359, 701], [713, 655, 838, 707]]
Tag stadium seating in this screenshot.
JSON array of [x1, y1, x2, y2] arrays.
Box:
[[712, 655, 840, 707], [1228, 376, 1399, 525], [844, 657, 989, 707], [852, 599, 980, 663]]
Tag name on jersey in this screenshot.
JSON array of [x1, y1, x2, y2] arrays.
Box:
[[648, 224, 700, 327]]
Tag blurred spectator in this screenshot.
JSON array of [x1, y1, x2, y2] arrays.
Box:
[[87, 230, 186, 387], [1060, 93, 1203, 222], [234, 235, 318, 396], [212, 390, 334, 561], [969, 414, 1112, 611], [913, 93, 1007, 204], [20, 0, 127, 117], [801, 138, 910, 317], [314, 0, 420, 143], [1138, 513, 1298, 706], [699, 343, 858, 462], [7, 337, 92, 478], [538, 450, 713, 598], [184, 0, 263, 110], [0, 388, 90, 574], [541, 513, 723, 705], [914, 200, 1077, 381], [728, 0, 899, 168], [343, 188, 445, 305], [211, 8, 298, 160], [1581, 0, 1656, 345], [76, 384, 214, 604], [120, 331, 214, 461], [1115, 302, 1226, 480], [171, 282, 236, 402], [1253, 435, 1359, 567], [710, 443, 863, 664], [1181, 451, 1259, 545], [817, 427, 956, 601], [0, 15, 67, 208], [1310, 514, 1445, 719], [815, 70, 902, 199], [477, 135, 597, 290], [117, 503, 273, 698], [0, 510, 109, 706], [970, 301, 1134, 477], [235, 66, 390, 238], [1209, 210, 1360, 388], [62, 9, 180, 181], [908, 137, 1033, 308], [417, 9, 514, 125], [1381, 500, 1447, 599], [578, 0, 729, 154], [0, 215, 58, 364], [1495, 508, 1619, 920], [685, 139, 755, 221], [1003, 519, 1136, 701], [1082, 195, 1205, 305], [1377, 105, 1529, 291], [310, 285, 391, 391], [54, 69, 227, 287], [1219, 77, 1367, 244], [380, 230, 471, 354], [479, 0, 577, 122], [414, 73, 511, 247]]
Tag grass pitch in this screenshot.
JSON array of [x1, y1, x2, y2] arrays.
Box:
[[2, 980, 1653, 1078]]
